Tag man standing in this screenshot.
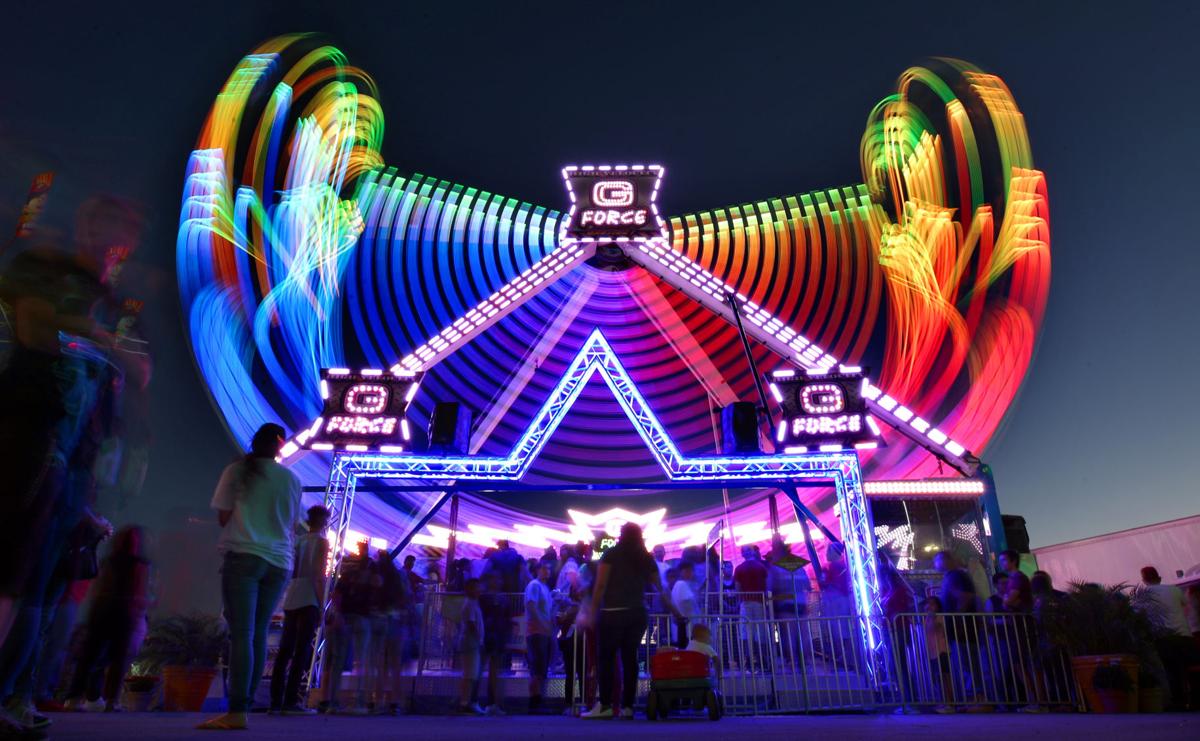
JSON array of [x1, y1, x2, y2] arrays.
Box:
[[487, 540, 524, 594], [270, 505, 330, 714], [733, 546, 769, 620], [997, 550, 1032, 612], [733, 546, 770, 670], [523, 561, 554, 713], [1140, 566, 1200, 709]]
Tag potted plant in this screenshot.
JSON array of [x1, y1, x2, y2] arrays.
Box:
[[121, 669, 160, 712], [136, 613, 228, 712], [1038, 583, 1157, 713]]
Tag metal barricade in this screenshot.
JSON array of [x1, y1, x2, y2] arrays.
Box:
[[889, 612, 1081, 711]]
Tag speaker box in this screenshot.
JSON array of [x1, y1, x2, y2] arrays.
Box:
[[428, 402, 471, 454], [721, 401, 761, 454], [1001, 514, 1031, 553]]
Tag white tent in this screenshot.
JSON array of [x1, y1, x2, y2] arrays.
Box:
[[1033, 514, 1200, 588]]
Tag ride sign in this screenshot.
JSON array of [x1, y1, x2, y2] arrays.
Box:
[[561, 165, 665, 242], [766, 368, 883, 452], [303, 369, 422, 452]]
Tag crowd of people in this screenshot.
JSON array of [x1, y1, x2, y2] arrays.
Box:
[[0, 196, 153, 740]]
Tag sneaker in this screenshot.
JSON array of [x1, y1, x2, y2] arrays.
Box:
[[4, 702, 50, 730], [0, 709, 46, 741], [281, 705, 317, 716], [484, 704, 506, 716], [934, 705, 956, 714], [103, 704, 124, 713], [619, 707, 634, 720], [62, 698, 89, 713], [562, 707, 576, 717], [892, 706, 919, 715], [580, 702, 613, 719]]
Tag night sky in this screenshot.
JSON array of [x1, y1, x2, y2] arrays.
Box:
[[2, 0, 1197, 551]]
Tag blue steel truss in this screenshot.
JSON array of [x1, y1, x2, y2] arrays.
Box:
[[322, 328, 886, 670]]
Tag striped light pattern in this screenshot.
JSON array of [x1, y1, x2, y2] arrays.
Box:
[[178, 37, 1050, 566]]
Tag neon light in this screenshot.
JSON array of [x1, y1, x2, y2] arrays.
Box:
[[800, 383, 846, 414], [344, 383, 389, 414], [863, 479, 985, 495]]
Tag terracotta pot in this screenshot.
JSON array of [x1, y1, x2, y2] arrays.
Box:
[[122, 688, 157, 712], [1070, 655, 1138, 713], [161, 666, 217, 712]]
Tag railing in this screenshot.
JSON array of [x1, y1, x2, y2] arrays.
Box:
[[889, 612, 1079, 710], [399, 591, 1081, 715]]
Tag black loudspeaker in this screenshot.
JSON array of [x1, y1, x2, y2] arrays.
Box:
[[721, 401, 761, 454], [1001, 515, 1031, 553], [428, 402, 471, 453]]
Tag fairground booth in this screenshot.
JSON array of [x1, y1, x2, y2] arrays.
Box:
[[178, 34, 1050, 712]]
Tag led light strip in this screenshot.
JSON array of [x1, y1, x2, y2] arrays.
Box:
[[390, 242, 594, 374], [863, 479, 986, 495], [626, 243, 975, 471]]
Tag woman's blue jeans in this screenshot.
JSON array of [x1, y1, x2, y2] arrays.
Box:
[[221, 552, 287, 712]]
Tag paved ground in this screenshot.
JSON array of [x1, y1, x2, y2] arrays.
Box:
[[43, 712, 1200, 740]]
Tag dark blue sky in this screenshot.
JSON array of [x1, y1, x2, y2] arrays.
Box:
[[2, 1, 1196, 548]]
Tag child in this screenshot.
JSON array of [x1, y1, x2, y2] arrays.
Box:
[[685, 623, 720, 679], [921, 596, 954, 713], [64, 526, 150, 712], [454, 578, 485, 714]]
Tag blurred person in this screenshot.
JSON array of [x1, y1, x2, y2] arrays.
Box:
[[32, 577, 93, 712], [933, 550, 986, 709], [453, 579, 485, 715], [685, 624, 718, 663], [62, 526, 149, 712], [401, 555, 425, 667], [1140, 566, 1200, 710], [769, 539, 812, 668], [333, 541, 380, 715], [769, 538, 811, 619], [998, 550, 1033, 613], [1186, 584, 1200, 639], [485, 540, 524, 594], [820, 542, 854, 616], [670, 561, 700, 648], [580, 523, 677, 720], [524, 561, 554, 713], [921, 596, 954, 713], [197, 423, 301, 731], [554, 564, 582, 714], [0, 215, 143, 736], [651, 545, 669, 585], [733, 546, 769, 618], [734, 546, 770, 669], [379, 552, 414, 713], [984, 573, 1010, 613], [1031, 570, 1066, 599], [268, 505, 330, 715], [478, 572, 510, 715], [555, 545, 580, 593]]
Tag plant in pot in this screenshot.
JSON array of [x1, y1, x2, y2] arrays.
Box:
[[136, 613, 228, 712], [121, 662, 161, 712], [1038, 583, 1158, 713]]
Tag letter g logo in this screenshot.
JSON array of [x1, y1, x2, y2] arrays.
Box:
[[592, 180, 635, 208]]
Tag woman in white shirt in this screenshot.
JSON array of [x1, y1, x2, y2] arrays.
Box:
[[198, 423, 302, 731]]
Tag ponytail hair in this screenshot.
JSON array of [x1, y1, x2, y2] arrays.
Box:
[[242, 423, 286, 486]]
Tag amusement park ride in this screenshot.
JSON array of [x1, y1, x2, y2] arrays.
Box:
[[177, 34, 1051, 676]]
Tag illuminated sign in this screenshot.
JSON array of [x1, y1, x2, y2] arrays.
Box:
[[767, 367, 882, 452], [301, 368, 423, 452], [561, 165, 666, 243]]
